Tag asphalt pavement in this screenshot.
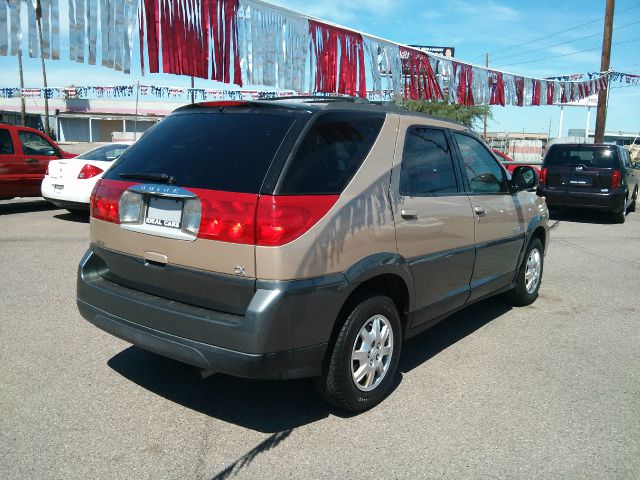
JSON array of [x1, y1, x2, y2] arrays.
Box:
[[1, 199, 639, 479]]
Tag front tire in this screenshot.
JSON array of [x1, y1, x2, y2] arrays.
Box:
[[314, 295, 402, 413], [505, 238, 544, 306]]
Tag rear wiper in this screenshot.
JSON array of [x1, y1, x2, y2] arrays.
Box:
[[118, 172, 177, 184]]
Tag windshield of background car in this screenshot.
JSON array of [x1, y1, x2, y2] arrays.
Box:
[[105, 112, 295, 193], [76, 144, 130, 161], [544, 146, 619, 168]]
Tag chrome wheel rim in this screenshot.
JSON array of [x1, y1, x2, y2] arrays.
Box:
[[351, 315, 394, 392], [525, 248, 542, 294]]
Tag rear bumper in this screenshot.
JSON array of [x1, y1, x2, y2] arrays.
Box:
[[77, 249, 350, 379], [41, 178, 94, 207], [539, 187, 625, 210]]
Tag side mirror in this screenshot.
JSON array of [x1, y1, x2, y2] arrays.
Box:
[[511, 166, 538, 192]]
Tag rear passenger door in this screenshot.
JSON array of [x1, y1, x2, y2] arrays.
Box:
[[392, 121, 475, 326], [451, 132, 527, 301], [0, 127, 23, 199]]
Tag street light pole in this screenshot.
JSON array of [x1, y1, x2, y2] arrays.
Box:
[[483, 51, 489, 140], [17, 51, 26, 126], [35, 0, 51, 137], [594, 0, 615, 144]]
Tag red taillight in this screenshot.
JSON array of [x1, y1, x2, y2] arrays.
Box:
[[90, 179, 133, 223], [187, 190, 338, 246], [78, 164, 104, 179], [540, 167, 547, 185], [611, 170, 621, 188], [256, 195, 338, 246], [191, 189, 258, 245]]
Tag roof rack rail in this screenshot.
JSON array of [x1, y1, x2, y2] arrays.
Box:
[[260, 95, 370, 104]]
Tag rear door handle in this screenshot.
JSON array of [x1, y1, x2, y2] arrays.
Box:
[[26, 158, 39, 165], [474, 206, 486, 216], [401, 209, 418, 220]]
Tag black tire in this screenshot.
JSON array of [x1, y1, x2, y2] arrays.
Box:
[[612, 196, 627, 224], [629, 189, 637, 213], [314, 295, 402, 413], [505, 238, 544, 306]]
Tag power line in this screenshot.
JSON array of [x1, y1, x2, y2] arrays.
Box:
[[495, 38, 640, 68], [490, 19, 640, 63], [473, 1, 639, 61]]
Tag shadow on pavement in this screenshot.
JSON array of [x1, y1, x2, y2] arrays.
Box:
[[399, 297, 512, 374], [108, 297, 513, 433], [0, 199, 61, 216], [53, 211, 90, 223], [549, 207, 614, 225]]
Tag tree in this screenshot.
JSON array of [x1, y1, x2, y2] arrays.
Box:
[[396, 100, 492, 131]]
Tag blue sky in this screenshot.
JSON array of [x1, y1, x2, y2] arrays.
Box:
[[1, 0, 639, 136]]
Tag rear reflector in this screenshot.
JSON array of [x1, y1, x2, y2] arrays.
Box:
[[90, 179, 134, 224], [256, 195, 338, 246], [78, 164, 104, 179], [611, 170, 621, 188], [540, 167, 547, 185]]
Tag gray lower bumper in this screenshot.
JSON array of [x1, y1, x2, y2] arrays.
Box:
[[77, 249, 350, 379]]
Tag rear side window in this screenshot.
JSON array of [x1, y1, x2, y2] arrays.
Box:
[[0, 129, 13, 154], [544, 146, 619, 169], [400, 127, 457, 196], [106, 112, 295, 193], [77, 144, 129, 162], [454, 132, 508, 194], [278, 112, 385, 194]]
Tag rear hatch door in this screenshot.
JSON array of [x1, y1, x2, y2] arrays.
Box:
[[91, 105, 306, 315], [544, 145, 619, 191]]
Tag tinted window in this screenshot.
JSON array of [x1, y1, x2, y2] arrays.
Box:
[[400, 127, 457, 196], [0, 129, 14, 154], [454, 133, 508, 194], [77, 144, 129, 162], [278, 112, 384, 194], [18, 131, 55, 156], [544, 145, 619, 169], [106, 112, 295, 193]]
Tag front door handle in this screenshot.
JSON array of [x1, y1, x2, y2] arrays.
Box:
[[26, 158, 39, 165], [474, 206, 486, 216], [401, 209, 418, 220]]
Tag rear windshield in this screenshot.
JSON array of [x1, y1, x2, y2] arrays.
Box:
[[277, 112, 385, 194], [544, 145, 619, 168], [105, 112, 295, 193], [76, 144, 130, 161]]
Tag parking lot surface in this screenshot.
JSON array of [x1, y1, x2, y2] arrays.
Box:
[[1, 199, 639, 479]]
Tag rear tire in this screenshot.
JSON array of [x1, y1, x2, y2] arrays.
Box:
[[613, 196, 627, 224], [629, 189, 637, 213], [505, 238, 544, 306], [314, 295, 402, 413]]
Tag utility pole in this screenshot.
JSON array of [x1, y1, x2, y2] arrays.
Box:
[[483, 51, 489, 139], [35, 0, 51, 137], [190, 76, 195, 104], [17, 52, 26, 126], [594, 0, 615, 144]]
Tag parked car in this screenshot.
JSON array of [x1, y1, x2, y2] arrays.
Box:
[[0, 123, 75, 200], [493, 148, 542, 176], [41, 142, 132, 212], [77, 100, 548, 412], [538, 143, 638, 223]]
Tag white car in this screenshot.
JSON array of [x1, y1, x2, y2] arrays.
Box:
[[41, 142, 131, 212]]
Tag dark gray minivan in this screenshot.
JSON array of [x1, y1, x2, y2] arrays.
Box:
[[538, 143, 638, 223]]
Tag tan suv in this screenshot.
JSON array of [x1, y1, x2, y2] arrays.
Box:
[[77, 99, 548, 412]]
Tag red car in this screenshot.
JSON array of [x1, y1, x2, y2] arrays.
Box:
[[492, 148, 541, 176], [0, 124, 75, 200]]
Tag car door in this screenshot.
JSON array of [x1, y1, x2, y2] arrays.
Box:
[[0, 127, 23, 199], [16, 129, 61, 196], [621, 148, 638, 197], [392, 120, 476, 327], [452, 132, 527, 302]]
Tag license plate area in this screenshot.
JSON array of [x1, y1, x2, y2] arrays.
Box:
[[568, 175, 593, 186], [145, 196, 183, 229]]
